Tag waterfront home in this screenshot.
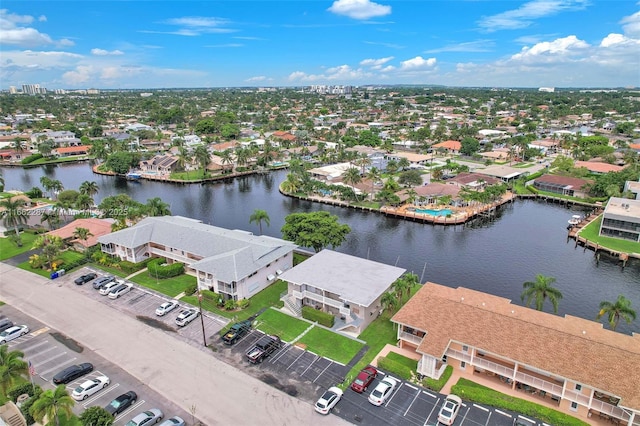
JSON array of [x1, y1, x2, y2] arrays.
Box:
[[46, 218, 115, 251], [476, 165, 529, 183], [447, 172, 501, 190], [0, 149, 26, 163], [624, 180, 640, 200], [139, 155, 179, 175], [599, 197, 640, 242], [432, 140, 461, 154], [30, 131, 80, 147], [396, 183, 461, 205], [52, 145, 90, 157], [574, 161, 626, 174], [392, 283, 640, 425], [532, 174, 593, 198], [98, 216, 296, 301], [279, 249, 405, 334]]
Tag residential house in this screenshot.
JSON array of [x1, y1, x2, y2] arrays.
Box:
[[30, 131, 80, 147], [0, 150, 26, 163], [396, 183, 461, 205], [392, 283, 640, 425], [574, 161, 625, 174], [599, 197, 640, 242], [308, 162, 354, 181], [532, 174, 593, 198], [432, 140, 461, 154], [279, 250, 406, 334], [624, 180, 640, 200], [46, 218, 115, 251], [477, 165, 529, 183], [447, 172, 501, 190], [139, 155, 179, 175], [98, 216, 296, 300], [53, 145, 90, 157], [386, 152, 432, 168]]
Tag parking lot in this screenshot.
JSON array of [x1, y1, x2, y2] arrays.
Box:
[[0, 304, 191, 425]]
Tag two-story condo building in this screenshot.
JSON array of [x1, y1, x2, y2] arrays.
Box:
[[599, 197, 640, 242], [98, 216, 297, 300], [392, 283, 640, 425]]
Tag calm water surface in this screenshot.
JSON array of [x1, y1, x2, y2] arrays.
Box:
[[3, 163, 639, 335]]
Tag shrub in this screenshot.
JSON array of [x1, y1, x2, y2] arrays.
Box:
[[184, 283, 198, 296], [237, 298, 250, 309], [21, 153, 43, 164], [224, 299, 237, 310], [302, 306, 334, 327], [19, 386, 43, 426], [8, 382, 41, 402], [377, 356, 413, 380], [147, 258, 184, 278], [423, 365, 453, 392]]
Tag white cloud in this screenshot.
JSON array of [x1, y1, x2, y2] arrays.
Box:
[[511, 35, 590, 62], [152, 16, 236, 35], [245, 76, 272, 82], [288, 65, 371, 82], [620, 10, 640, 37], [599, 33, 640, 48], [0, 10, 35, 27], [363, 40, 404, 49], [38, 15, 47, 22], [91, 48, 124, 56], [1, 50, 83, 69], [62, 65, 94, 84], [359, 56, 394, 69], [400, 56, 436, 70], [165, 16, 230, 27], [0, 9, 69, 47], [328, 0, 391, 20], [425, 40, 495, 53], [478, 0, 588, 32]]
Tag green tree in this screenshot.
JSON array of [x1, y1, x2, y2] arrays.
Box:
[[521, 274, 563, 313], [281, 211, 351, 253], [40, 209, 61, 230], [597, 295, 636, 331], [30, 385, 75, 426], [380, 291, 398, 314], [193, 145, 211, 177], [280, 173, 301, 194], [249, 209, 270, 235], [0, 197, 27, 246], [145, 197, 171, 217], [79, 406, 114, 426], [32, 234, 64, 270], [460, 137, 480, 156], [366, 167, 381, 201], [0, 173, 4, 192], [0, 346, 28, 397], [398, 157, 411, 171], [73, 227, 93, 244], [79, 181, 99, 198], [398, 170, 423, 187], [105, 151, 138, 174], [342, 167, 362, 201]]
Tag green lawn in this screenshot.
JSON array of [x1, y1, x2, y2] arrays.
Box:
[[18, 250, 85, 278], [91, 264, 128, 278], [386, 351, 418, 370], [255, 308, 310, 341], [298, 327, 364, 364], [130, 272, 196, 297], [0, 232, 38, 261], [182, 279, 287, 321], [578, 216, 640, 254]]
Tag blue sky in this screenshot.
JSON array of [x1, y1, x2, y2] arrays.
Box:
[[1, 1, 639, 89]]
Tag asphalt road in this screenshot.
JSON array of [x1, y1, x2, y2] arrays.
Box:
[[0, 262, 349, 426]]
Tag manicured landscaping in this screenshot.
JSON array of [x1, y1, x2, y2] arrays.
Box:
[[450, 378, 589, 426], [297, 326, 364, 364], [423, 365, 453, 392], [254, 308, 310, 341], [0, 232, 38, 261], [18, 250, 86, 278], [130, 272, 197, 297], [181, 279, 287, 321], [386, 351, 418, 370], [578, 216, 640, 254], [92, 264, 128, 278]]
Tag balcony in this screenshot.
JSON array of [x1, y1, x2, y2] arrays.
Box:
[[589, 399, 631, 422], [292, 289, 344, 310], [149, 247, 193, 264], [399, 331, 424, 346], [514, 371, 563, 396]]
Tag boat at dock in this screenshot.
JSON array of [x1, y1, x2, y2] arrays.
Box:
[[125, 171, 142, 180]]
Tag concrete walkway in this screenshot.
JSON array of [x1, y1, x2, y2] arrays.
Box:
[[0, 262, 348, 426]]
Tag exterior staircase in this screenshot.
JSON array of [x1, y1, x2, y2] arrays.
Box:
[[282, 295, 302, 317]]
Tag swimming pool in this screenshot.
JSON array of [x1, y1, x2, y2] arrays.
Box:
[[415, 208, 453, 216]]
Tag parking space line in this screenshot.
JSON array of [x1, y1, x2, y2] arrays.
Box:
[[384, 382, 402, 407], [422, 390, 436, 398], [495, 409, 511, 418], [82, 383, 120, 408], [404, 388, 421, 416], [473, 403, 489, 412], [300, 354, 319, 376], [484, 411, 492, 426], [39, 356, 76, 378], [458, 406, 471, 425], [269, 344, 291, 364], [37, 352, 70, 372], [19, 339, 49, 353], [114, 399, 145, 421], [404, 383, 418, 391], [29, 346, 58, 360], [423, 397, 441, 426], [313, 360, 333, 383], [286, 350, 306, 370]]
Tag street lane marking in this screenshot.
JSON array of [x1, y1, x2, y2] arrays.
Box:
[[313, 360, 333, 383], [473, 403, 489, 412], [404, 388, 421, 416], [30, 327, 50, 337], [82, 383, 119, 408]]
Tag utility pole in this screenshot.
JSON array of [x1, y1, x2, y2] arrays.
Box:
[[197, 290, 207, 347]]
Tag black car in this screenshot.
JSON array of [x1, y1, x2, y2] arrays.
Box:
[[92, 275, 115, 290], [104, 391, 138, 416], [52, 362, 94, 384], [74, 273, 98, 285], [0, 318, 14, 333]]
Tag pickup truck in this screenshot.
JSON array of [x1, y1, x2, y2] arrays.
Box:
[[221, 320, 252, 345], [246, 334, 281, 363]]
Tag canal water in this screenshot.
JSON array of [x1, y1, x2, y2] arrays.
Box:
[[2, 163, 639, 335]]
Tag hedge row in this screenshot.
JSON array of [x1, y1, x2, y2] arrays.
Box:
[[301, 306, 334, 327], [377, 356, 413, 381], [119, 257, 153, 274], [21, 153, 43, 164], [422, 365, 453, 392], [147, 258, 184, 278]]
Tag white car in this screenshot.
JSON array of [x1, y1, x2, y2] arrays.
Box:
[[155, 300, 179, 316], [314, 386, 343, 415], [126, 408, 164, 426], [175, 309, 199, 327], [72, 375, 110, 400], [437, 394, 462, 425], [100, 280, 122, 296], [108, 283, 133, 299], [0, 325, 29, 344], [368, 376, 398, 406]]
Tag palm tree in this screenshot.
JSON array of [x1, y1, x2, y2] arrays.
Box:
[[79, 181, 99, 198], [0, 172, 4, 192], [597, 295, 637, 331], [0, 346, 28, 396], [177, 147, 192, 179], [249, 209, 270, 235], [145, 197, 171, 217], [381, 291, 398, 314], [73, 227, 93, 245], [342, 167, 362, 201], [30, 385, 75, 426], [193, 145, 211, 178], [40, 210, 61, 230], [0, 197, 27, 246], [50, 179, 64, 200], [75, 193, 94, 211], [40, 176, 54, 199], [366, 167, 380, 201], [521, 274, 563, 313], [220, 149, 234, 173], [280, 173, 301, 194], [392, 275, 412, 303]]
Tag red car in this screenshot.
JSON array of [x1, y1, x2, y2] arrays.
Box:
[[350, 366, 378, 393]]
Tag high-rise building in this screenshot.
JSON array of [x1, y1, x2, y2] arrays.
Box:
[[9, 86, 18, 94]]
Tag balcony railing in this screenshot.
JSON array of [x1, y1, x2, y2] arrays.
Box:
[[514, 371, 563, 396], [399, 331, 424, 346], [292, 289, 344, 310], [445, 348, 473, 364], [149, 247, 193, 264], [590, 399, 631, 421]]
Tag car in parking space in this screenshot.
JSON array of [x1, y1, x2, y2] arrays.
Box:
[[158, 416, 185, 426], [105, 391, 138, 416], [221, 319, 252, 345], [74, 272, 97, 285], [93, 275, 115, 290], [513, 416, 537, 426], [108, 283, 133, 299], [100, 280, 122, 296], [72, 375, 110, 401], [0, 318, 14, 333], [52, 362, 94, 384], [155, 300, 179, 316], [314, 386, 343, 415], [125, 408, 164, 426], [368, 376, 398, 406], [437, 394, 462, 425], [351, 366, 378, 393], [0, 325, 29, 344], [175, 308, 200, 327]]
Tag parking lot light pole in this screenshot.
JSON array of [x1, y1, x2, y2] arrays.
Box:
[[197, 290, 207, 347]]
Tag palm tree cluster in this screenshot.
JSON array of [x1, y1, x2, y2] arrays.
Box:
[[381, 273, 420, 314]]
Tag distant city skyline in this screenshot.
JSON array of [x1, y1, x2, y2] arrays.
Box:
[[1, 1, 639, 89]]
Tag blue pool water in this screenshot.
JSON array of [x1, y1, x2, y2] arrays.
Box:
[[415, 208, 453, 216]]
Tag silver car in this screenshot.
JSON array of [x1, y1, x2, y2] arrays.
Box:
[[155, 300, 179, 316], [158, 416, 185, 426], [126, 408, 163, 426], [175, 308, 199, 327]]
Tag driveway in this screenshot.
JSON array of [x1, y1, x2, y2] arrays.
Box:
[[0, 262, 348, 426]]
